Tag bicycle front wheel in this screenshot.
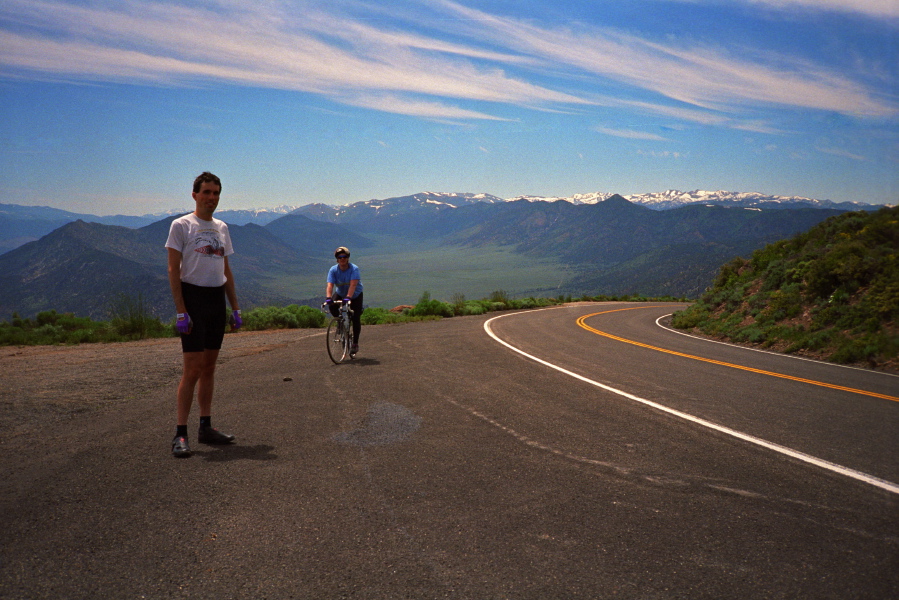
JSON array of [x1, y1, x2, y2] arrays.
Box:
[[326, 318, 348, 364]]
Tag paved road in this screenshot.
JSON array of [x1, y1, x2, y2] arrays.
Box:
[[1, 302, 897, 599]]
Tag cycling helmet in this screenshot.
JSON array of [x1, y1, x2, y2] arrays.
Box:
[[334, 246, 350, 258]]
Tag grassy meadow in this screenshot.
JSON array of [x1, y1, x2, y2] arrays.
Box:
[[266, 233, 575, 309]]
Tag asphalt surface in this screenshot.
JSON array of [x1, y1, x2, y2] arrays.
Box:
[[1, 302, 897, 599]]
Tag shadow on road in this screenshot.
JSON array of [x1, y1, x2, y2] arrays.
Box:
[[339, 357, 381, 367], [197, 444, 278, 462]]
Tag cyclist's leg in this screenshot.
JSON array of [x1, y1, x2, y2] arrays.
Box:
[[350, 292, 363, 346]]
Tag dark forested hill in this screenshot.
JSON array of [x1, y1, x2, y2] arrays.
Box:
[[0, 219, 328, 320], [422, 198, 846, 297], [264, 214, 375, 255]]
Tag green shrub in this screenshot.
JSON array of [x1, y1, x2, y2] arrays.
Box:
[[0, 323, 26, 345], [409, 291, 455, 318], [244, 304, 325, 330], [360, 307, 405, 325], [735, 325, 766, 344], [0, 307, 149, 346], [671, 306, 706, 329], [488, 290, 511, 308], [451, 292, 467, 314], [108, 293, 169, 340], [458, 301, 486, 316]]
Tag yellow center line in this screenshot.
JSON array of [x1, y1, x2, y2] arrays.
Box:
[[577, 307, 899, 402]]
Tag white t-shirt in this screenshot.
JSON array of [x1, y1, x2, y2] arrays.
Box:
[[165, 213, 234, 287]]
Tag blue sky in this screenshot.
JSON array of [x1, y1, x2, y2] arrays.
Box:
[[1, 0, 896, 216]]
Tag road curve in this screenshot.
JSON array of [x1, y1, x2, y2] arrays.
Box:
[[1, 304, 897, 599], [485, 302, 899, 489]]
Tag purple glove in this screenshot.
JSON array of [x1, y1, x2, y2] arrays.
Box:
[[176, 313, 191, 335], [230, 309, 243, 330], [324, 298, 333, 304]]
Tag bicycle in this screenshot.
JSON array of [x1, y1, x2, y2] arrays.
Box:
[[322, 300, 355, 364]]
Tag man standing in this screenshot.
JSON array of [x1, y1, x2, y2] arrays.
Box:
[[165, 172, 242, 458]]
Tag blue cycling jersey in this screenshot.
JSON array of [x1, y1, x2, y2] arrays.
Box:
[[327, 263, 363, 298]]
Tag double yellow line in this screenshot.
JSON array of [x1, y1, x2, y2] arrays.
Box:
[[577, 307, 899, 402]]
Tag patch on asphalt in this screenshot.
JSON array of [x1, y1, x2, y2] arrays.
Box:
[[333, 402, 422, 447]]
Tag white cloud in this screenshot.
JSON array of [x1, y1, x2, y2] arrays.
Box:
[[637, 150, 684, 158], [0, 0, 585, 120], [816, 146, 867, 161], [0, 0, 894, 126], [594, 126, 668, 141], [744, 0, 899, 19], [340, 94, 512, 122], [662, 0, 898, 18], [433, 0, 896, 119]]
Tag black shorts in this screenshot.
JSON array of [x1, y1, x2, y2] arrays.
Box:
[[180, 282, 227, 353]]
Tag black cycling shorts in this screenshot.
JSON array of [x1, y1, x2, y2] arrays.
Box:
[[180, 282, 227, 353]]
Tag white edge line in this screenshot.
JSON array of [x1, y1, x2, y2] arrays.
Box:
[[484, 309, 899, 495], [655, 314, 899, 379]]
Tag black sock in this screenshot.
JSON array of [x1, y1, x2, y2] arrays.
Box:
[[176, 425, 188, 437], [199, 416, 212, 429]]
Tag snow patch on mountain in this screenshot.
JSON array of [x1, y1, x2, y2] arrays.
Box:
[[147, 189, 884, 221], [510, 189, 879, 211]]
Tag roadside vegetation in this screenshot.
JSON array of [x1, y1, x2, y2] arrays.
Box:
[[0, 289, 687, 346], [671, 206, 898, 369], [0, 294, 173, 345]]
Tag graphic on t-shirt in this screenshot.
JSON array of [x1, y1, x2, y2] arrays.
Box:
[[193, 235, 225, 257]]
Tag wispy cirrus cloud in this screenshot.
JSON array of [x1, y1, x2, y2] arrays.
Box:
[[0, 0, 894, 128], [432, 0, 896, 119], [594, 126, 669, 141], [742, 0, 899, 19], [0, 0, 583, 121], [816, 146, 867, 161]]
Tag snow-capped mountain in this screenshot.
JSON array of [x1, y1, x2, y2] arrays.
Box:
[[507, 192, 620, 205], [142, 204, 303, 225], [622, 190, 875, 211], [342, 192, 504, 214], [511, 190, 881, 211], [147, 189, 883, 221], [292, 192, 506, 224]]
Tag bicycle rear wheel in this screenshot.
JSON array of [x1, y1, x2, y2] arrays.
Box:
[[326, 318, 347, 364]]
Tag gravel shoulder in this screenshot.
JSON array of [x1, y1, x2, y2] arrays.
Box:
[[0, 329, 310, 439]]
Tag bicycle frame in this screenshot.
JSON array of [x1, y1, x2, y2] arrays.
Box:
[[322, 301, 354, 364]]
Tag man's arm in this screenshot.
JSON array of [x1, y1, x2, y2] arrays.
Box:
[[223, 256, 239, 311], [167, 248, 186, 313]]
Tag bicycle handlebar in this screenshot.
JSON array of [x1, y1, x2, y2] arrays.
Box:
[[321, 302, 353, 317]]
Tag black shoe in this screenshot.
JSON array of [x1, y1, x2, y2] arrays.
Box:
[[351, 344, 359, 356], [198, 427, 235, 445], [172, 435, 192, 458]]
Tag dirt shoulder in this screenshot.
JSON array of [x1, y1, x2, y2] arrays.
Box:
[[0, 329, 309, 439]]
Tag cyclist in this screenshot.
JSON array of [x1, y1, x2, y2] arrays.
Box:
[[325, 246, 363, 355]]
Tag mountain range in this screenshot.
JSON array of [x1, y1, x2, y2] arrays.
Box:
[[0, 190, 871, 320], [1, 190, 883, 254]]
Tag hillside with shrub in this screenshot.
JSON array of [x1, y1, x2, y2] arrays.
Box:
[[672, 207, 899, 370]]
